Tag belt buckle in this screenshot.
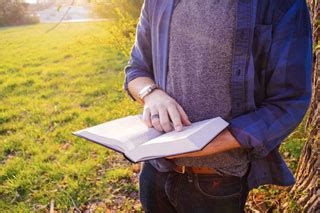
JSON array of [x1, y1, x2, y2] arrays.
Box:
[[176, 165, 186, 174]]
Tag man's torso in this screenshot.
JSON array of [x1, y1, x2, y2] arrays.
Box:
[[143, 0, 299, 188]]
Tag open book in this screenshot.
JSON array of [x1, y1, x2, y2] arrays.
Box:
[[72, 115, 229, 163]]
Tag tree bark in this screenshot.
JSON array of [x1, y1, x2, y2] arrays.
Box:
[[289, 1, 320, 212]]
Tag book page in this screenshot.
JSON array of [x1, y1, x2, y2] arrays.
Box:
[[73, 115, 163, 151], [142, 119, 212, 145], [125, 117, 229, 162]]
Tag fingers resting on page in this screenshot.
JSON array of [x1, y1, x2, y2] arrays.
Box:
[[142, 90, 192, 133]]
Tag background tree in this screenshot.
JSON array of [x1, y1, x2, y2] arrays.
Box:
[[0, 0, 39, 27], [288, 0, 320, 212]]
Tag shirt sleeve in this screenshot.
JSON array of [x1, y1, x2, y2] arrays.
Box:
[[123, 0, 154, 101], [229, 0, 313, 159]]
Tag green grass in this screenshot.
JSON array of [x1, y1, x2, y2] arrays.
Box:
[[0, 22, 142, 212]]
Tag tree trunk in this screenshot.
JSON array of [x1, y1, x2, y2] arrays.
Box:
[[289, 1, 320, 212]]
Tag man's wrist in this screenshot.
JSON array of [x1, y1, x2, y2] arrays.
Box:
[[138, 83, 159, 104]]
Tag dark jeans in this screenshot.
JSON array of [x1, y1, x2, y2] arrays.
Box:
[[139, 161, 250, 213]]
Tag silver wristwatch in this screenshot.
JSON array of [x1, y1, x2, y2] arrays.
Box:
[[138, 83, 159, 104]]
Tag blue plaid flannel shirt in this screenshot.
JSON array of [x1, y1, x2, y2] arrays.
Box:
[[123, 0, 313, 189]]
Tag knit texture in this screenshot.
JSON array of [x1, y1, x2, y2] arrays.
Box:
[[166, 0, 249, 177]]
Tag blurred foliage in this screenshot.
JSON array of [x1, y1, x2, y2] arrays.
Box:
[[87, 0, 143, 60], [107, 9, 138, 58], [92, 0, 144, 58], [92, 0, 143, 19], [0, 0, 39, 27]]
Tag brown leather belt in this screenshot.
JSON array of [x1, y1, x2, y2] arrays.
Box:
[[174, 165, 220, 174]]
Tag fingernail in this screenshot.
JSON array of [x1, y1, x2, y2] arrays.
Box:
[[175, 125, 182, 131]]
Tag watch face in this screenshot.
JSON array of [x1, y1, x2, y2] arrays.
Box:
[[138, 83, 158, 104]]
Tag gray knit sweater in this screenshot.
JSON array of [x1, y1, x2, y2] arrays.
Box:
[[165, 0, 249, 177]]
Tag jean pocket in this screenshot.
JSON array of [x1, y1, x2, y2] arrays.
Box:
[[165, 173, 182, 207], [193, 174, 242, 199]]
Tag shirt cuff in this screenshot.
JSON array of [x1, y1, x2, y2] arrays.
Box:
[[228, 125, 269, 160]]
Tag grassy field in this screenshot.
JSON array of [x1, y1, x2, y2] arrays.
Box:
[[0, 22, 143, 212], [0, 22, 307, 212]]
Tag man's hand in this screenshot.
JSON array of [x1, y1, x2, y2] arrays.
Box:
[[143, 89, 192, 132], [165, 128, 242, 159]]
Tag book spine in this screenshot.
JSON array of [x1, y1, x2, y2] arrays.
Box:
[[123, 153, 136, 164]]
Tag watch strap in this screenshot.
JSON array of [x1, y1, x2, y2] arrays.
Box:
[[138, 83, 159, 104]]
